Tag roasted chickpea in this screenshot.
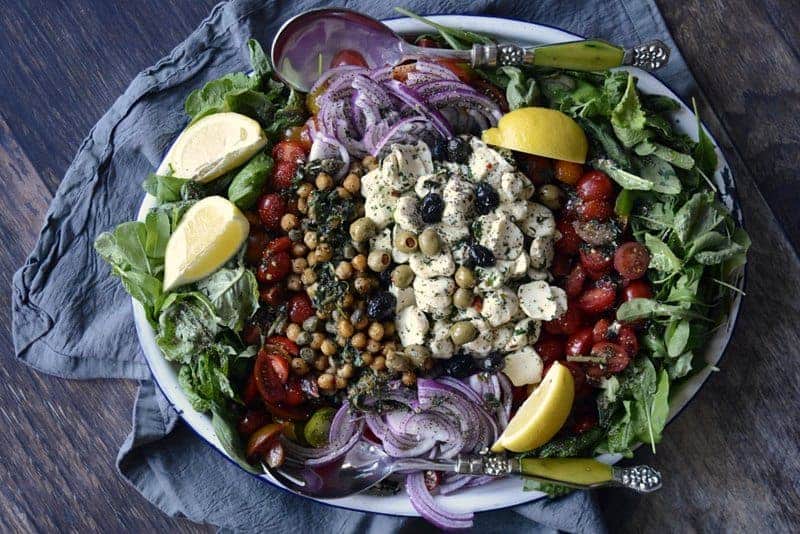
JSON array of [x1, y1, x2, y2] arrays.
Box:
[[297, 196, 309, 214], [454, 266, 476, 289], [292, 243, 308, 258], [317, 373, 335, 390], [315, 243, 333, 262], [343, 173, 360, 194], [362, 155, 378, 170], [296, 182, 313, 198], [314, 354, 328, 371], [354, 274, 376, 295], [335, 261, 353, 280], [310, 333, 325, 350], [301, 268, 317, 286], [304, 231, 318, 250], [351, 332, 367, 350], [338, 363, 355, 379], [361, 352, 374, 365], [335, 376, 348, 390], [292, 257, 308, 274], [349, 217, 376, 242], [321, 339, 337, 356], [315, 172, 334, 190], [291, 357, 309, 375], [418, 228, 440, 256], [280, 213, 298, 232], [370, 355, 386, 371], [286, 323, 301, 342], [351, 254, 368, 272], [341, 292, 355, 309], [401, 371, 417, 386], [383, 322, 396, 337], [367, 250, 391, 272], [453, 287, 473, 309], [337, 318, 354, 338], [394, 230, 418, 253], [368, 322, 384, 341], [286, 274, 302, 292], [366, 338, 381, 353]]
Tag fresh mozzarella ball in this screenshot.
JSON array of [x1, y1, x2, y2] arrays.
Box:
[[370, 227, 392, 253], [383, 142, 433, 192], [468, 139, 513, 185], [462, 316, 494, 356], [480, 287, 519, 327], [430, 320, 455, 359], [529, 236, 554, 269], [409, 250, 456, 279], [492, 325, 513, 352], [499, 171, 534, 203], [503, 347, 544, 386], [518, 280, 565, 321], [441, 177, 474, 228], [497, 200, 529, 223], [394, 195, 424, 233], [413, 276, 455, 318], [415, 172, 447, 199], [505, 318, 541, 352], [522, 202, 556, 238], [396, 305, 429, 346], [361, 169, 397, 229], [390, 284, 416, 312], [478, 211, 524, 260]]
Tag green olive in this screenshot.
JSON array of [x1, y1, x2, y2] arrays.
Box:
[[349, 217, 376, 242], [449, 321, 477, 345], [367, 249, 391, 272], [453, 288, 473, 309], [454, 266, 476, 289], [418, 228, 440, 256], [404, 344, 431, 367], [391, 264, 415, 288], [537, 184, 564, 211], [394, 230, 418, 253], [303, 407, 337, 447]]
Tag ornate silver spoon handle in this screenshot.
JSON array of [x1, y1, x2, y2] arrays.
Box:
[[470, 39, 670, 71], [452, 456, 663, 493]]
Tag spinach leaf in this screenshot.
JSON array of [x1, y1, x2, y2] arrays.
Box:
[[666, 352, 693, 380], [665, 319, 691, 357], [500, 66, 539, 110], [693, 236, 745, 265], [672, 192, 724, 244], [644, 233, 682, 273], [610, 74, 648, 148], [605, 400, 635, 456], [185, 72, 257, 121], [211, 408, 260, 474], [692, 99, 718, 177], [247, 38, 272, 84], [142, 173, 187, 203], [581, 119, 631, 167], [227, 152, 273, 209], [594, 158, 653, 191], [616, 298, 699, 322], [156, 292, 219, 363], [177, 342, 237, 412], [636, 141, 694, 170], [196, 263, 259, 332], [638, 156, 681, 194], [642, 94, 681, 114], [637, 369, 669, 448]]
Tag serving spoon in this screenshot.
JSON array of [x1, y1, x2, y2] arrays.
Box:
[[264, 440, 662, 498], [271, 8, 671, 92]]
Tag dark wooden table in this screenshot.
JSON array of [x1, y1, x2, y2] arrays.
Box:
[[1, 1, 798, 532]]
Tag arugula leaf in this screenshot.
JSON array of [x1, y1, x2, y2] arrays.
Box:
[[394, 8, 493, 50], [142, 173, 187, 203], [500, 67, 539, 110], [672, 192, 724, 244], [610, 74, 648, 147], [644, 233, 682, 273], [692, 99, 718, 177], [227, 152, 273, 210]]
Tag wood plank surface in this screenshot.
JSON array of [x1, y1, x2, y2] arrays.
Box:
[[0, 0, 797, 532]]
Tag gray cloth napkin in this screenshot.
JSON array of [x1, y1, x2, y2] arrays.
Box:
[[11, 1, 691, 531]]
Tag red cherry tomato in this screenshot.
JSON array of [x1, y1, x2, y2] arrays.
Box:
[[237, 409, 272, 437], [554, 160, 584, 185], [472, 78, 509, 112], [518, 155, 553, 186], [271, 160, 296, 191], [591, 341, 631, 374], [267, 236, 293, 254], [266, 350, 290, 384], [272, 140, 307, 165], [245, 423, 284, 463], [565, 263, 587, 298], [576, 170, 614, 201], [578, 199, 613, 222], [330, 49, 368, 68], [266, 335, 299, 357], [511, 385, 530, 408], [551, 252, 572, 278], [578, 285, 617, 314], [623, 279, 654, 301], [560, 361, 586, 395], [245, 230, 269, 266], [254, 349, 286, 404], [258, 193, 286, 229], [544, 304, 583, 335], [288, 293, 315, 324], [579, 247, 613, 273], [260, 284, 285, 306], [617, 325, 639, 357], [614, 242, 651, 280], [566, 327, 594, 356], [555, 219, 581, 255], [534, 334, 566, 365], [257, 251, 291, 283], [592, 318, 613, 343], [283, 378, 306, 406], [242, 374, 261, 406]]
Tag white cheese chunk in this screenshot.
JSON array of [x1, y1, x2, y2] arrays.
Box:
[[361, 169, 397, 229], [462, 317, 494, 356], [413, 276, 455, 318], [383, 142, 433, 192], [414, 172, 447, 199], [434, 222, 470, 247], [522, 202, 556, 238], [499, 171, 534, 203], [369, 227, 392, 254], [468, 138, 513, 186], [480, 287, 519, 327], [529, 236, 554, 269], [503, 347, 544, 386], [409, 250, 456, 279], [497, 200, 529, 223], [492, 325, 513, 352], [393, 195, 424, 233], [396, 305, 429, 346], [390, 284, 416, 312], [430, 320, 455, 359], [441, 177, 474, 228], [478, 211, 524, 260], [551, 286, 568, 319], [510, 252, 529, 279], [505, 318, 541, 352], [518, 280, 563, 321]]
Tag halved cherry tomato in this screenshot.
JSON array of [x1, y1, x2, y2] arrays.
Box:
[[579, 246, 613, 273], [330, 49, 368, 68], [257, 193, 286, 230], [254, 349, 287, 404], [424, 470, 442, 491], [534, 334, 566, 365], [554, 160, 584, 185], [237, 409, 271, 437], [565, 263, 587, 298], [591, 341, 630, 374], [555, 219, 581, 255], [617, 325, 639, 357], [266, 336, 299, 357], [614, 242, 650, 280], [266, 236, 293, 254], [245, 422, 284, 463], [257, 251, 291, 283], [259, 284, 285, 306], [592, 318, 613, 343], [551, 252, 573, 278], [517, 155, 553, 186], [272, 140, 307, 165], [576, 170, 614, 201], [560, 361, 586, 395], [245, 230, 269, 265], [578, 284, 617, 314], [622, 279, 653, 301], [578, 199, 613, 222], [434, 59, 476, 83], [544, 304, 583, 335], [415, 36, 443, 48], [271, 161, 296, 191], [284, 378, 306, 406], [472, 78, 509, 112], [288, 293, 315, 324], [566, 327, 594, 356], [242, 324, 262, 346], [572, 412, 598, 434], [283, 126, 312, 152], [242, 374, 261, 406]]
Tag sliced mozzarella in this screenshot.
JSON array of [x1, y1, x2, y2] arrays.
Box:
[[518, 280, 563, 321], [480, 287, 519, 327], [478, 211, 524, 260], [468, 138, 513, 186], [393, 195, 424, 233], [522, 202, 556, 238], [430, 320, 455, 359], [413, 276, 455, 318], [396, 305, 429, 346], [529, 236, 554, 269], [502, 347, 544, 387], [390, 284, 416, 312], [361, 170, 397, 229], [409, 250, 456, 279], [383, 142, 433, 192], [492, 325, 513, 352]]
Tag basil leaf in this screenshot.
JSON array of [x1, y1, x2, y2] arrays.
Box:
[[692, 99, 718, 177], [594, 158, 653, 190], [227, 152, 273, 210], [500, 66, 539, 110], [185, 73, 257, 121], [640, 370, 670, 446], [638, 156, 681, 194], [156, 292, 219, 363], [665, 319, 691, 357], [211, 408, 260, 474], [196, 263, 259, 332], [644, 233, 682, 273], [610, 73, 648, 147], [142, 173, 187, 203]]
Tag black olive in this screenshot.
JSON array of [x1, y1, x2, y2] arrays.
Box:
[[442, 352, 475, 378], [378, 264, 394, 288], [420, 193, 444, 224], [446, 137, 471, 164], [475, 182, 499, 215], [431, 137, 448, 161], [366, 291, 396, 321], [469, 244, 496, 267], [480, 351, 505, 372]]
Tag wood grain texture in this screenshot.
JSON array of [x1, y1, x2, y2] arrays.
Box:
[[0, 0, 798, 532]]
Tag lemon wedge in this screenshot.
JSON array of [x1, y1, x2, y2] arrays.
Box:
[[492, 361, 574, 453], [161, 112, 266, 183], [482, 107, 588, 163], [163, 196, 249, 291]]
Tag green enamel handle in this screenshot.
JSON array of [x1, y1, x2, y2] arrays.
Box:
[[532, 39, 624, 71]]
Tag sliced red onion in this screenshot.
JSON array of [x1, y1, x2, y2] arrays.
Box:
[[465, 475, 496, 488], [308, 65, 365, 97], [371, 117, 434, 158], [406, 472, 474, 530], [438, 474, 473, 496], [384, 79, 452, 138], [497, 372, 513, 419]]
